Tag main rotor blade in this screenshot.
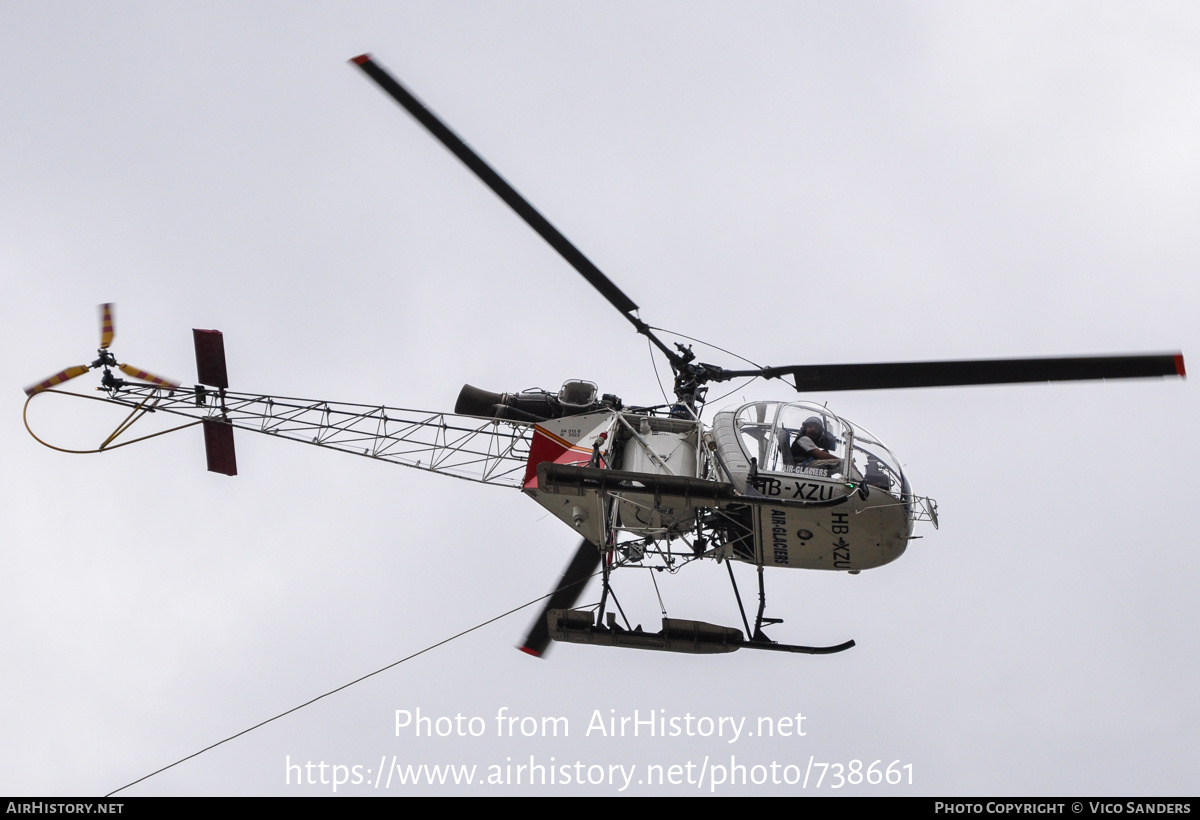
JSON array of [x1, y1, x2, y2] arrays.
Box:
[[715, 353, 1185, 392], [519, 538, 601, 658], [349, 54, 642, 319], [24, 365, 91, 396], [99, 303, 115, 349]]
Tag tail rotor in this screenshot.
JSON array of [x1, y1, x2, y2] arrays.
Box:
[[23, 303, 179, 396]]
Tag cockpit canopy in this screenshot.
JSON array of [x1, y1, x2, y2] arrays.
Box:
[[732, 401, 909, 498]]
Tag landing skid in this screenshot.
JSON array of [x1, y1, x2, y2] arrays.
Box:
[[547, 609, 854, 655], [545, 549, 855, 657], [744, 637, 855, 655], [727, 562, 857, 656]]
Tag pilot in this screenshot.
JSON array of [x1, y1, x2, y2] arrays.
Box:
[[790, 417, 841, 469]]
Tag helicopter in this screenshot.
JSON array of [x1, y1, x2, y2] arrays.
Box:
[[22, 54, 1185, 660]]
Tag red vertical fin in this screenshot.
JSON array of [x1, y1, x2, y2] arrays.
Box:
[[203, 419, 237, 476], [193, 329, 229, 388], [195, 328, 235, 474]]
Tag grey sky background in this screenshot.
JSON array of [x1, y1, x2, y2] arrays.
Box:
[[2, 3, 1197, 795]]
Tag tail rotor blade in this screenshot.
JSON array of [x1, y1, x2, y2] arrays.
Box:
[[99, 303, 115, 349], [519, 539, 601, 658], [118, 363, 179, 391], [24, 365, 91, 396]]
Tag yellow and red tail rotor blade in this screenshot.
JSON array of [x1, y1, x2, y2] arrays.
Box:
[[24, 365, 91, 396], [118, 363, 179, 391], [99, 303, 115, 349]]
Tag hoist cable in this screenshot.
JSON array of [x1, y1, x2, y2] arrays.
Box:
[[105, 577, 598, 797]]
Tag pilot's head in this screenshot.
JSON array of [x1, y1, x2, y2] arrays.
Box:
[[801, 416, 833, 451]]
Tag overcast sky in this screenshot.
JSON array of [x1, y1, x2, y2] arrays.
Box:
[[2, 2, 1197, 796]]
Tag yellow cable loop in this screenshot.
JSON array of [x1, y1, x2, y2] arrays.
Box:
[[24, 388, 202, 454], [99, 391, 159, 449]]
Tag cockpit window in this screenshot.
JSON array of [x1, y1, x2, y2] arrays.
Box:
[[734, 402, 777, 469], [774, 405, 840, 470], [731, 400, 909, 502]]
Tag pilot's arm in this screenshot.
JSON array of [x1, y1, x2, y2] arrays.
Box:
[[794, 435, 836, 461]]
